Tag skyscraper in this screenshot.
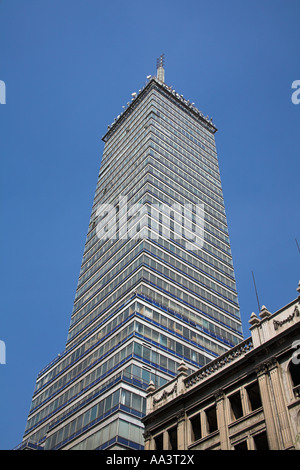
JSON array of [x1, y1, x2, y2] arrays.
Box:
[[19, 57, 243, 450]]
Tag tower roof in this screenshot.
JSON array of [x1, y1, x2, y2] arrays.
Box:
[[102, 73, 217, 143]]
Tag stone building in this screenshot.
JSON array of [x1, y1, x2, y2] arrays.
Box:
[[142, 282, 300, 450]]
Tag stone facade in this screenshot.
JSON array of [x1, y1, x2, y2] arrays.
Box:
[[142, 282, 300, 450]]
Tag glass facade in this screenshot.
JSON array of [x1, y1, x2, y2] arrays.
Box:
[[20, 70, 243, 450]]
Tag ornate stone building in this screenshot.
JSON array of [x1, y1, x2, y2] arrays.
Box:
[[142, 282, 300, 450]]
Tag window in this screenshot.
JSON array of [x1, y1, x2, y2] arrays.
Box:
[[119, 420, 129, 439], [90, 404, 98, 422], [121, 389, 131, 408], [168, 426, 178, 450], [190, 413, 201, 442], [229, 391, 243, 421], [154, 433, 163, 450], [234, 440, 248, 450], [132, 393, 142, 412], [206, 406, 218, 434], [290, 361, 300, 388], [253, 431, 269, 450], [246, 382, 262, 411]]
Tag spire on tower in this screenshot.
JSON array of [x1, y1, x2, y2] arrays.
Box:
[[156, 54, 165, 83]]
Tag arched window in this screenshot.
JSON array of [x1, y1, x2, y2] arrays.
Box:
[[290, 361, 300, 387]]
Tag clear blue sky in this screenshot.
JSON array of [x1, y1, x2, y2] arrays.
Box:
[[0, 0, 299, 450]]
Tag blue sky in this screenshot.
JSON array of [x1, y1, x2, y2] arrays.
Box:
[[0, 0, 299, 450]]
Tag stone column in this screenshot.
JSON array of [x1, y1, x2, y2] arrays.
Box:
[[256, 363, 280, 449], [200, 409, 208, 438], [241, 386, 251, 415], [215, 389, 229, 450], [145, 381, 156, 414], [177, 410, 187, 450], [268, 358, 294, 449], [143, 431, 153, 450], [163, 430, 170, 450], [248, 435, 256, 450]]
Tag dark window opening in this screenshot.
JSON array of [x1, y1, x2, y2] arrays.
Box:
[[168, 426, 178, 450], [247, 382, 262, 411], [290, 361, 300, 388], [154, 433, 163, 450], [253, 431, 269, 450], [229, 391, 243, 420], [206, 406, 218, 434], [234, 440, 248, 450], [190, 414, 201, 442]]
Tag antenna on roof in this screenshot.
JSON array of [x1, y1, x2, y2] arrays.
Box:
[[252, 271, 261, 312], [156, 53, 165, 83]]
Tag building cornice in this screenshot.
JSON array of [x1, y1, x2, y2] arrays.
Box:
[[102, 77, 217, 143]]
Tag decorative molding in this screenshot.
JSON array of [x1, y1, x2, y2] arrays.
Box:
[[185, 338, 253, 388], [153, 383, 177, 405], [273, 305, 299, 330], [255, 357, 278, 376], [176, 410, 186, 422], [214, 389, 225, 402], [255, 362, 268, 377]]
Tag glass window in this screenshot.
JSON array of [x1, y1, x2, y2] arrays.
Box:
[[152, 329, 159, 343], [143, 346, 151, 361], [90, 404, 97, 422], [160, 355, 167, 369], [105, 394, 112, 413], [121, 389, 131, 407], [98, 400, 104, 416], [142, 368, 150, 384], [133, 364, 141, 379], [160, 334, 167, 347], [132, 393, 142, 411], [101, 425, 109, 446], [119, 420, 129, 439], [176, 342, 183, 356], [134, 342, 142, 357], [144, 325, 151, 339]]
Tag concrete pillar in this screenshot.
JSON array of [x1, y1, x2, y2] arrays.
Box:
[[241, 386, 251, 415], [249, 312, 261, 348], [256, 363, 280, 449], [248, 435, 256, 450], [268, 358, 294, 449], [177, 411, 187, 450], [144, 431, 153, 450], [200, 409, 208, 438], [145, 381, 155, 414], [215, 390, 229, 450], [163, 430, 170, 450]]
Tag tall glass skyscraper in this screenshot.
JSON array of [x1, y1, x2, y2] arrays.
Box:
[[19, 57, 243, 450]]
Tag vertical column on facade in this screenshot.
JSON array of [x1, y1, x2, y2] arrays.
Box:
[[215, 389, 229, 450], [247, 436, 256, 450], [145, 381, 156, 415], [143, 431, 153, 450], [163, 430, 170, 450], [240, 386, 251, 416], [176, 410, 187, 450], [200, 409, 208, 438], [268, 358, 294, 449], [256, 363, 280, 449]]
